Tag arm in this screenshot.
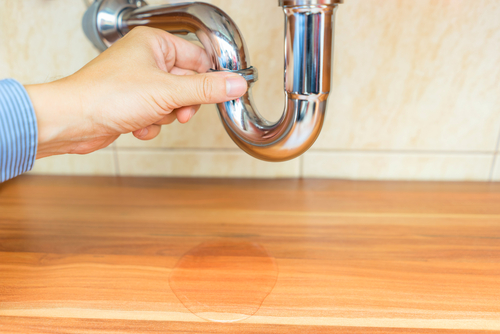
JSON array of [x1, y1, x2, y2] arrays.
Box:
[[0, 27, 247, 182]]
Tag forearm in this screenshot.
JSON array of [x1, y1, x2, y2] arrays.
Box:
[[25, 79, 94, 159], [0, 79, 38, 182], [1, 27, 247, 181]]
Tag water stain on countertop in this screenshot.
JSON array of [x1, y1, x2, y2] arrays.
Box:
[[169, 238, 279, 323]]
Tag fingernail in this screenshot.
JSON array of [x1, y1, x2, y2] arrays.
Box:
[[226, 76, 248, 98], [135, 127, 149, 138]]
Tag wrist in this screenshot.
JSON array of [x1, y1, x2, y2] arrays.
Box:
[[25, 80, 89, 159]]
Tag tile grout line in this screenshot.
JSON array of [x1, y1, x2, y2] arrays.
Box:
[[488, 128, 500, 181], [308, 149, 495, 155], [299, 155, 304, 178], [116, 147, 495, 156], [112, 143, 121, 177], [118, 147, 241, 152], [489, 153, 498, 182]]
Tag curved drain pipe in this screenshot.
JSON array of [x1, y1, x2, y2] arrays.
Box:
[[83, 0, 342, 162]]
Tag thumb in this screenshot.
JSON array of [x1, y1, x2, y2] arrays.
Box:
[[164, 72, 248, 108]]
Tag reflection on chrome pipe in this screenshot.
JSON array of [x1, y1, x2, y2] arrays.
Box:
[[82, 0, 342, 162]]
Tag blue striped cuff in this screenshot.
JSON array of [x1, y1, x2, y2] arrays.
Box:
[[0, 79, 38, 183]]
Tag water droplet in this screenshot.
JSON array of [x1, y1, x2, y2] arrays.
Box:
[[169, 239, 278, 323]]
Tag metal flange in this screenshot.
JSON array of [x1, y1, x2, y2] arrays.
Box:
[[82, 0, 147, 51]]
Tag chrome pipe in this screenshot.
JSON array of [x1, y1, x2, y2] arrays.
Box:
[[82, 0, 342, 162]]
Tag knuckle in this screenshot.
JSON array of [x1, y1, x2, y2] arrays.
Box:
[[164, 87, 183, 110], [131, 26, 148, 35], [129, 27, 156, 43], [200, 76, 215, 101]]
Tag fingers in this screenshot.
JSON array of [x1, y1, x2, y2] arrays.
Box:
[[160, 32, 212, 73], [135, 105, 199, 141], [136, 104, 200, 142], [154, 113, 178, 125], [119, 27, 211, 73], [169, 67, 197, 76], [176, 105, 200, 124], [133, 124, 162, 141], [154, 105, 200, 125], [163, 72, 248, 109]]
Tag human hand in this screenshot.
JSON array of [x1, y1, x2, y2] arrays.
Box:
[[26, 27, 248, 159]]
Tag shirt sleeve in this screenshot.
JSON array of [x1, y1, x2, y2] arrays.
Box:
[[0, 79, 38, 183]]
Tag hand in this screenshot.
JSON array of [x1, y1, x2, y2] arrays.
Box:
[[25, 27, 248, 159]]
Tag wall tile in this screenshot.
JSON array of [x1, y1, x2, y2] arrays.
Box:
[[132, 0, 500, 153], [3, 0, 500, 180], [0, 0, 99, 83], [303, 152, 493, 181], [0, 27, 9, 78], [315, 0, 500, 152], [30, 151, 116, 176], [117, 150, 300, 178]]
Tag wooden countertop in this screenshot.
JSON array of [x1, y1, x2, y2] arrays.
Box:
[[0, 176, 499, 333]]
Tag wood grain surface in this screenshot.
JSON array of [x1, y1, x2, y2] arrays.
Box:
[[0, 175, 499, 333]]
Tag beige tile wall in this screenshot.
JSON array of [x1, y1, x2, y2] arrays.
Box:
[[2, 0, 500, 180], [117, 149, 299, 178], [31, 148, 117, 176], [303, 152, 494, 181]]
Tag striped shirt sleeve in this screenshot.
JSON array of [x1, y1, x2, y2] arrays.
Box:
[[0, 79, 38, 183]]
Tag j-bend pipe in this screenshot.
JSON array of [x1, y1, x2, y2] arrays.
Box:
[[83, 0, 342, 162]]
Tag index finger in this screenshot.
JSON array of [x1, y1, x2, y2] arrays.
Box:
[[156, 30, 213, 73]]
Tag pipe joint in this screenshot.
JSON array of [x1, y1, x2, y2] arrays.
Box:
[[210, 67, 259, 85]]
